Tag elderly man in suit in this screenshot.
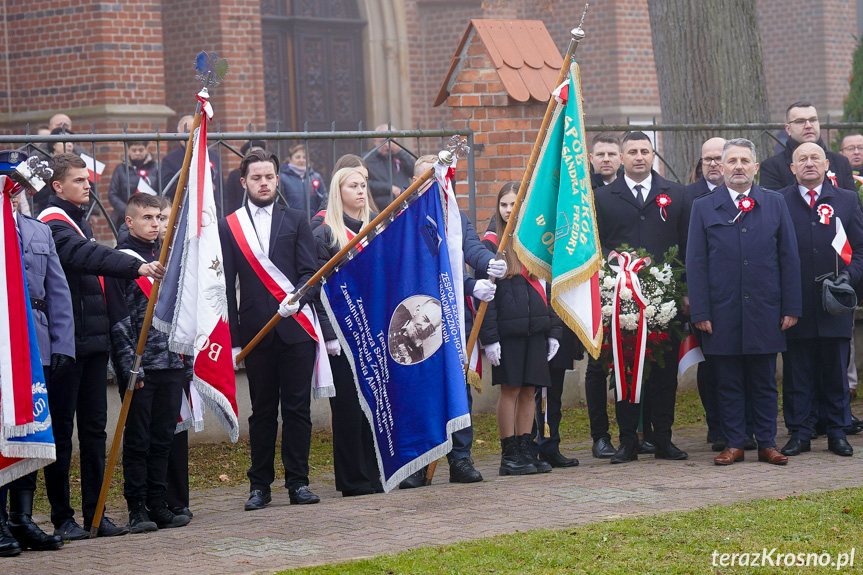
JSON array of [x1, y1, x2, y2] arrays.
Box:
[[776, 143, 863, 457], [687, 138, 802, 466], [219, 149, 320, 511], [594, 130, 691, 464], [0, 187, 75, 554]]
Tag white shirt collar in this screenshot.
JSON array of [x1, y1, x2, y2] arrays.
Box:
[[252, 202, 274, 217], [798, 183, 823, 201], [706, 180, 718, 191], [728, 187, 752, 203], [624, 173, 652, 196]]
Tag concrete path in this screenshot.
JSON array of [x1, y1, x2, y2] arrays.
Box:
[[5, 426, 862, 574]]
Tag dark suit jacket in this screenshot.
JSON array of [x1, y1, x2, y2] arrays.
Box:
[[219, 203, 319, 348], [684, 177, 714, 203], [18, 214, 75, 365], [778, 181, 863, 339], [759, 138, 855, 192], [687, 185, 802, 355], [594, 170, 691, 262]]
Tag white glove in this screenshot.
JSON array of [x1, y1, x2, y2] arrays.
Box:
[[485, 342, 501, 367], [326, 339, 342, 356], [278, 295, 301, 318], [231, 346, 245, 371], [472, 279, 497, 302], [546, 337, 560, 361], [486, 259, 507, 279]]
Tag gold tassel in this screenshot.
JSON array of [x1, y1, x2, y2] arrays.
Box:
[[542, 389, 549, 438], [466, 369, 483, 394]]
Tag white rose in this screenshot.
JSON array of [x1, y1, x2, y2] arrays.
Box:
[[603, 276, 616, 289], [643, 305, 656, 319], [598, 268, 605, 279], [602, 305, 614, 318], [649, 266, 659, 276], [619, 287, 632, 300]]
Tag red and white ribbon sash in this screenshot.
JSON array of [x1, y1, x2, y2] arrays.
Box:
[[608, 251, 651, 404], [118, 249, 154, 297], [37, 207, 85, 237], [827, 170, 838, 187], [225, 208, 334, 397]]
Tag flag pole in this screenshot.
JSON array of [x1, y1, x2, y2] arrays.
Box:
[[461, 8, 589, 382], [236, 164, 442, 364], [90, 54, 227, 537]]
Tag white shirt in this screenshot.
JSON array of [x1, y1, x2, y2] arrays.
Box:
[[798, 183, 823, 205], [624, 174, 652, 201], [252, 202, 274, 253], [728, 187, 751, 206], [706, 180, 718, 191]]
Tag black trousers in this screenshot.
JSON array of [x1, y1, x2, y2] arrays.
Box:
[[713, 354, 778, 449], [615, 343, 679, 448], [584, 358, 611, 441], [449, 384, 474, 462], [328, 353, 380, 492], [44, 352, 108, 527], [697, 355, 723, 439], [783, 338, 851, 440], [534, 366, 566, 455], [119, 368, 184, 505], [245, 338, 316, 493], [165, 430, 189, 510]]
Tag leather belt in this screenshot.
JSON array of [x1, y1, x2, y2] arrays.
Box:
[[30, 297, 48, 313]]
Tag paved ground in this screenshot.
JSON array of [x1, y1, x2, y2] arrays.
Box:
[[5, 426, 863, 574]]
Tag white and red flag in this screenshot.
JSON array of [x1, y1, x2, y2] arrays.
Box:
[[153, 92, 239, 442], [0, 177, 56, 485], [136, 177, 157, 196], [80, 153, 105, 183], [677, 331, 705, 377], [832, 216, 853, 265]]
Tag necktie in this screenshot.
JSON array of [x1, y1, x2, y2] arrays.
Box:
[[736, 193, 746, 209], [634, 184, 645, 207], [807, 189, 817, 209]]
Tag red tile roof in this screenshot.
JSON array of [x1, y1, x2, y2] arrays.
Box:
[[434, 19, 563, 107]]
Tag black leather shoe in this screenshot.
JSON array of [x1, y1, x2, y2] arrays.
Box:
[[449, 457, 483, 483], [53, 519, 90, 541], [637, 439, 655, 454], [169, 507, 193, 519], [0, 518, 21, 557], [288, 485, 321, 505], [592, 437, 616, 459], [846, 422, 862, 436], [399, 467, 428, 489], [828, 436, 854, 456], [342, 486, 377, 497], [711, 436, 728, 452], [84, 516, 129, 537], [148, 502, 190, 529], [244, 490, 271, 511], [742, 436, 758, 450], [539, 450, 579, 467], [610, 443, 638, 464], [779, 437, 811, 456], [8, 515, 63, 551], [654, 442, 688, 460]]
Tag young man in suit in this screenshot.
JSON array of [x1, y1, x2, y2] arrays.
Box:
[[219, 150, 320, 511], [688, 138, 802, 466], [776, 143, 863, 457], [593, 131, 691, 464]]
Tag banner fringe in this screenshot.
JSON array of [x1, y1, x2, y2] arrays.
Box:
[[191, 376, 239, 443]]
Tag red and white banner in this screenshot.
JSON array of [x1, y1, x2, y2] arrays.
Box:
[[608, 251, 651, 404], [225, 208, 335, 399], [434, 159, 466, 367], [136, 177, 157, 196], [832, 216, 853, 265], [80, 153, 105, 183], [677, 332, 705, 377], [153, 93, 239, 442]]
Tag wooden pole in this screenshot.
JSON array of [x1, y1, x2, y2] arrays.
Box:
[[235, 167, 437, 364], [89, 113, 202, 537], [462, 22, 587, 381]]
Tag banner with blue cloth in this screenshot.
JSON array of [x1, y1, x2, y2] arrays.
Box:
[[321, 183, 470, 492]]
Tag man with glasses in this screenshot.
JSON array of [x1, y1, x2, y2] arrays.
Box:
[[760, 101, 855, 191]]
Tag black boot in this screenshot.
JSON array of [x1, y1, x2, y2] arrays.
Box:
[[0, 516, 22, 557], [127, 500, 157, 534], [499, 435, 537, 476], [7, 489, 63, 551], [518, 434, 552, 473]]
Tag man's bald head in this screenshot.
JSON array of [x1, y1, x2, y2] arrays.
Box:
[[790, 142, 829, 188], [48, 113, 72, 132], [374, 123, 401, 156], [701, 137, 727, 186]]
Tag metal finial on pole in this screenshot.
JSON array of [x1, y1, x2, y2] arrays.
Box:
[[572, 4, 589, 41]]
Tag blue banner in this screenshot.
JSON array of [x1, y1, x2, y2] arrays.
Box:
[[321, 184, 470, 491]]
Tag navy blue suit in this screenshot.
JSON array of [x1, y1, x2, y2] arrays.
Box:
[[687, 184, 802, 449], [778, 181, 863, 439]]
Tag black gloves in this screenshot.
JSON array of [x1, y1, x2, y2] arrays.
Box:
[[49, 353, 75, 382]]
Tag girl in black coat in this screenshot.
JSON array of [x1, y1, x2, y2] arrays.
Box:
[[313, 166, 382, 496], [481, 183, 562, 476]]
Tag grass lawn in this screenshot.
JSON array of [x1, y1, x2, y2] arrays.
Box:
[[277, 487, 863, 574]]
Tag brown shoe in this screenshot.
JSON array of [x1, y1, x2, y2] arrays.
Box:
[[757, 447, 788, 465], [713, 447, 744, 465]]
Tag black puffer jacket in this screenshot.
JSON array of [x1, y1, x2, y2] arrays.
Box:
[[104, 235, 191, 381], [44, 196, 142, 356], [108, 157, 160, 227], [312, 212, 373, 341]]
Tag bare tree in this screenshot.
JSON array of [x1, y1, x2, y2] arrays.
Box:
[[647, 0, 770, 183]]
